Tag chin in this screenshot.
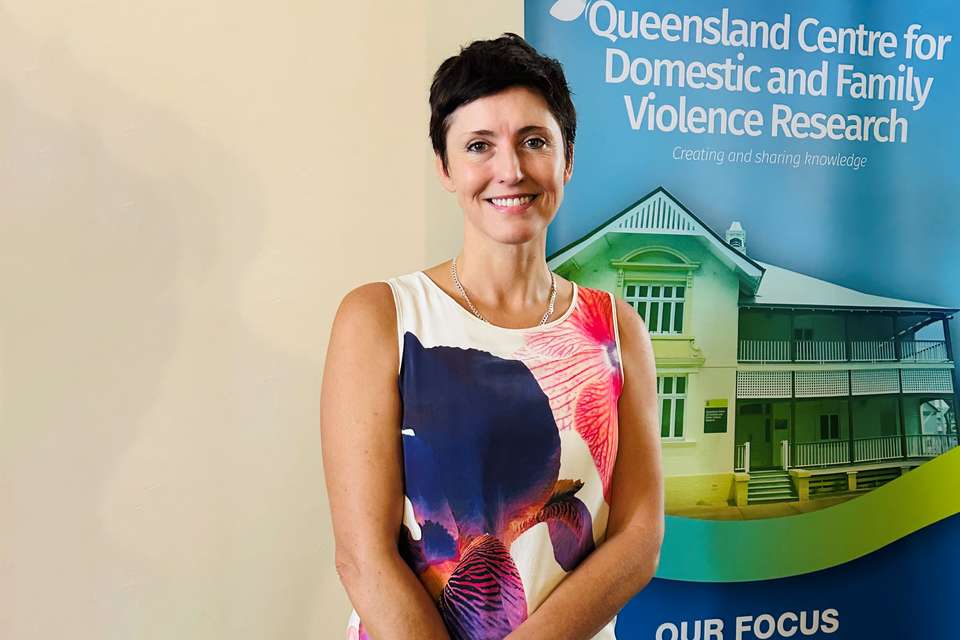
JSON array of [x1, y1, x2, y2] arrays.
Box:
[[464, 209, 552, 246], [486, 227, 544, 246]]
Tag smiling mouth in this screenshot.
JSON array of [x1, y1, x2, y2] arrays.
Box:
[[485, 194, 539, 209]]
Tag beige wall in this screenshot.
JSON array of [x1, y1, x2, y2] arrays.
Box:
[[0, 1, 519, 637]]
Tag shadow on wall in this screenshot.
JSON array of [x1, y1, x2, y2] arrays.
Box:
[[0, 9, 328, 638]]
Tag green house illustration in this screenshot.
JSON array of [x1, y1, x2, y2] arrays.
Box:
[[549, 187, 959, 510]]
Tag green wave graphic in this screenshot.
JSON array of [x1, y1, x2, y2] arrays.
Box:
[[656, 447, 960, 582]]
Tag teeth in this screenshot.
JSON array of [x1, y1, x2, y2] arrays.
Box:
[[491, 195, 534, 207]]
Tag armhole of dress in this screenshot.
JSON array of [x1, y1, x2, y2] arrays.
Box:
[[383, 279, 404, 375], [608, 290, 626, 391]]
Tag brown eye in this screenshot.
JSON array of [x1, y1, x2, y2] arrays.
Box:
[[467, 141, 489, 153], [524, 137, 547, 149]]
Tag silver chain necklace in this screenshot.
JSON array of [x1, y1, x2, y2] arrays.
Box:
[[450, 256, 557, 326]]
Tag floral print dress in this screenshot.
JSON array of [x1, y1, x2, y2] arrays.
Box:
[[345, 271, 624, 640]]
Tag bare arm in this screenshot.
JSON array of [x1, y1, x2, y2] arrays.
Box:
[[321, 283, 451, 640], [506, 296, 664, 640]]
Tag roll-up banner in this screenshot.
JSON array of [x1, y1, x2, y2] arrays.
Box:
[[527, 1, 959, 638]]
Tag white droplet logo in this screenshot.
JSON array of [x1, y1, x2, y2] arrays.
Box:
[[550, 0, 589, 22]]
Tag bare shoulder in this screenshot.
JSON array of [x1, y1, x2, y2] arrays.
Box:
[[326, 281, 399, 374], [611, 294, 655, 386], [336, 281, 395, 319], [613, 296, 650, 345], [332, 282, 396, 338]]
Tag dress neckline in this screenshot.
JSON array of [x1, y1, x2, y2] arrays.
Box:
[[416, 270, 580, 333]]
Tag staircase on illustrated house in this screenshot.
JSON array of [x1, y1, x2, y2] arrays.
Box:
[[747, 469, 798, 504]]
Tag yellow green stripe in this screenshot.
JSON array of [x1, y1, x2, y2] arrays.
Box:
[[657, 448, 960, 582]]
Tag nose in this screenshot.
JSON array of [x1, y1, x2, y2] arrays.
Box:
[[493, 145, 524, 184]]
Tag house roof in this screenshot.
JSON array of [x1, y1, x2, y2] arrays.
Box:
[[549, 185, 957, 316], [745, 262, 958, 313], [548, 187, 765, 293]]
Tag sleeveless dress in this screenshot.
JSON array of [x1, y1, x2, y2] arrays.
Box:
[[346, 271, 624, 640]]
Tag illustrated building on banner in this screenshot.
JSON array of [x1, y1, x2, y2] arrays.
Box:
[[548, 187, 959, 510]]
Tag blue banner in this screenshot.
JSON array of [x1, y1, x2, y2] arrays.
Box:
[[526, 1, 959, 637]]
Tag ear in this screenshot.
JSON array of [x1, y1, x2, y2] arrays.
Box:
[[434, 154, 456, 193], [563, 144, 575, 184]]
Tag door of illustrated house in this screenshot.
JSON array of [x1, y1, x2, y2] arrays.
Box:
[[770, 403, 792, 468], [736, 401, 778, 469]]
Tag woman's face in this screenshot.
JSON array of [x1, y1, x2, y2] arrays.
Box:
[[436, 86, 573, 247]]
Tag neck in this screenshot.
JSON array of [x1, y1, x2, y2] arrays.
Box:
[[455, 234, 553, 308]]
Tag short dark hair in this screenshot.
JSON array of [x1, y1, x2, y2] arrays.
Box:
[[429, 33, 576, 174]]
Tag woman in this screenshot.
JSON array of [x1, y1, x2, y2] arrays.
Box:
[[321, 33, 663, 640]]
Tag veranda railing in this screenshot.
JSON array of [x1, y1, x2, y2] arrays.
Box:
[[905, 433, 958, 457], [738, 340, 790, 362], [737, 339, 949, 363], [795, 340, 847, 362], [791, 440, 850, 468], [850, 340, 897, 362], [853, 435, 902, 463], [786, 434, 958, 469], [900, 341, 950, 362]]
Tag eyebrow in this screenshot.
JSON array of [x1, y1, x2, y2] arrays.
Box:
[[464, 126, 551, 138]]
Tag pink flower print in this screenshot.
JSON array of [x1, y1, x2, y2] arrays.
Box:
[[513, 288, 623, 502]]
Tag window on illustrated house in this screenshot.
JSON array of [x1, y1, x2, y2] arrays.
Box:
[[624, 283, 684, 334], [658, 375, 687, 439], [819, 414, 840, 439]]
